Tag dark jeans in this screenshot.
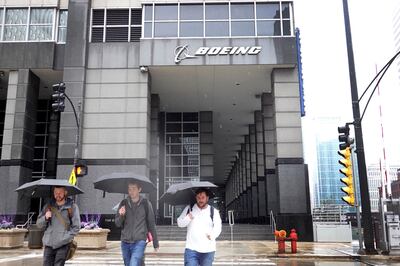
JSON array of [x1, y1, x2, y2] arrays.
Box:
[[121, 240, 147, 266], [43, 244, 70, 266], [184, 248, 215, 266]]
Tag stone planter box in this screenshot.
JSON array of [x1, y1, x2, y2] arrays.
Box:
[[75, 228, 110, 249], [0, 228, 28, 248]]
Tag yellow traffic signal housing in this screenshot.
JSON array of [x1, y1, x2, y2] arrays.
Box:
[[338, 147, 354, 206]]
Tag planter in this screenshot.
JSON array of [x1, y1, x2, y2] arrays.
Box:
[[74, 228, 110, 249], [0, 228, 28, 248]]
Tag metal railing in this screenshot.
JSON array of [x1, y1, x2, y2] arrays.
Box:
[[270, 210, 276, 233]]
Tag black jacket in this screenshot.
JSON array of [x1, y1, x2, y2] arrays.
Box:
[[115, 197, 159, 249]]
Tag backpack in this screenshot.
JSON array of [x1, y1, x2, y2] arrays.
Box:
[[186, 204, 214, 223]]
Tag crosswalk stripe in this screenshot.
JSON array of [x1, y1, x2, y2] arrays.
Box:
[[66, 257, 276, 265], [0, 253, 42, 263]]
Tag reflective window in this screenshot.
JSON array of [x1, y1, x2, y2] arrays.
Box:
[[58, 10, 68, 42], [180, 22, 203, 37], [205, 4, 228, 20], [205, 21, 228, 37], [257, 20, 280, 36], [231, 3, 254, 19], [155, 5, 177, 20], [232, 21, 255, 36], [180, 4, 202, 20], [154, 22, 177, 37], [144, 5, 153, 21], [256, 3, 280, 19], [143, 2, 293, 38]]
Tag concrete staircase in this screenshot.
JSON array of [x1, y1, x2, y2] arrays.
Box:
[[156, 224, 275, 241]]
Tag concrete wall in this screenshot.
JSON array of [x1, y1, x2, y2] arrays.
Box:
[[140, 38, 297, 66]]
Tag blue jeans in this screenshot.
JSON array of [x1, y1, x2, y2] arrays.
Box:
[[121, 240, 147, 266], [184, 248, 215, 266]]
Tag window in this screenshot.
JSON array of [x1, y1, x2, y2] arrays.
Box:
[[231, 3, 254, 36], [164, 112, 200, 205], [0, 100, 6, 160], [29, 8, 53, 41], [0, 9, 3, 40], [91, 8, 142, 42], [4, 8, 28, 41], [32, 100, 51, 179], [58, 10, 68, 43], [143, 1, 293, 38], [0, 7, 63, 42]]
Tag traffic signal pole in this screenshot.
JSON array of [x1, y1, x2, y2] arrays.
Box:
[[342, 0, 376, 254]]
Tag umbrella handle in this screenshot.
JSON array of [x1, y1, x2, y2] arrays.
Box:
[[103, 191, 106, 198]]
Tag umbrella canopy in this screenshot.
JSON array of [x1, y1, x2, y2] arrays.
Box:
[[94, 172, 156, 194], [15, 178, 84, 198], [160, 181, 217, 205]]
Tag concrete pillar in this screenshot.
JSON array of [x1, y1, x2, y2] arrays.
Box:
[[150, 94, 160, 212], [200, 111, 213, 182], [245, 135, 252, 221], [249, 125, 258, 221], [272, 68, 312, 241], [261, 93, 278, 216], [255, 111, 267, 222], [0, 70, 39, 214]]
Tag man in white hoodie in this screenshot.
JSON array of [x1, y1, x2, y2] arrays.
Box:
[[177, 188, 222, 266]]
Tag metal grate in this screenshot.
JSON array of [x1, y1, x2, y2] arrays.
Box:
[[130, 27, 141, 42], [92, 9, 104, 26], [91, 27, 103, 42], [106, 9, 129, 25], [131, 9, 142, 25], [106, 27, 128, 42]]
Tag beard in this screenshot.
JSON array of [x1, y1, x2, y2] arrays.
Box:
[[55, 195, 65, 202]]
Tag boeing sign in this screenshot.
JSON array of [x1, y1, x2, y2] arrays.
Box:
[[174, 45, 262, 64]]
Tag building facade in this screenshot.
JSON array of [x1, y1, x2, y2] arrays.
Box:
[[0, 0, 312, 239]]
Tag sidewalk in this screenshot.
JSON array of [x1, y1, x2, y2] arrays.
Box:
[[1, 240, 399, 262]]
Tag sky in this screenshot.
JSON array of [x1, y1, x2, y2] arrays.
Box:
[[294, 0, 400, 166]]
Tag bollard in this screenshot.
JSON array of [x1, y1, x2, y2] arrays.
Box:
[[289, 229, 298, 254]]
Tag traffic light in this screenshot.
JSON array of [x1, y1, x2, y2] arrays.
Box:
[[338, 124, 351, 150], [338, 147, 354, 206], [52, 83, 66, 112], [74, 163, 88, 177]]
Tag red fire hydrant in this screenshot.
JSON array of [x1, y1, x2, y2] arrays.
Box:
[[274, 230, 287, 254], [289, 229, 298, 254]]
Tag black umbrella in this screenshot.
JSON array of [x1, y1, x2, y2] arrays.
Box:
[[15, 178, 84, 198], [160, 181, 217, 205], [94, 172, 156, 194]]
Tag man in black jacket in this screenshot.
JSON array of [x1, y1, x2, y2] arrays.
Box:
[[115, 182, 159, 266]]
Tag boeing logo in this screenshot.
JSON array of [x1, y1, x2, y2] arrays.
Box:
[[174, 45, 197, 64], [174, 45, 262, 64]]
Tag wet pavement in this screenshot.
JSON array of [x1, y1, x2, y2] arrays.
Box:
[[1, 241, 400, 265]]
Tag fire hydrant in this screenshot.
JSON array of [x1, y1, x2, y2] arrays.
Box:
[[274, 230, 287, 254], [289, 229, 298, 254]]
